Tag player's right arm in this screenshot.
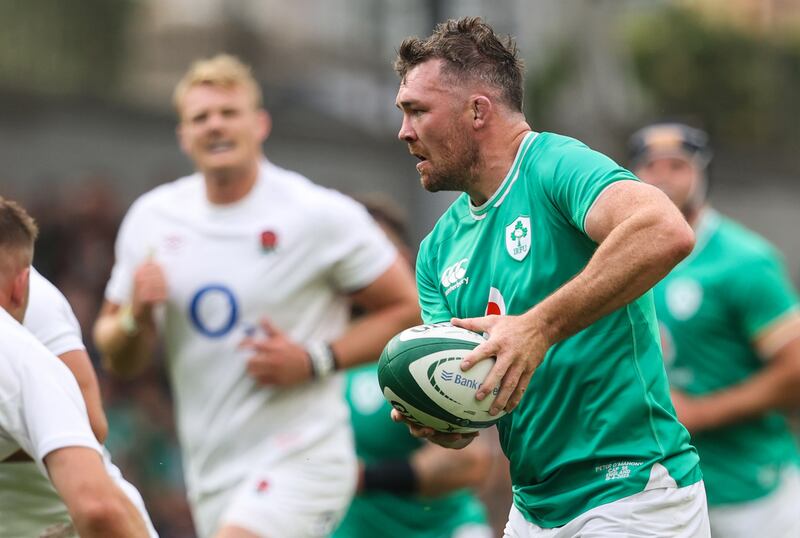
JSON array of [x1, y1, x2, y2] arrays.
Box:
[[93, 259, 166, 378], [455, 175, 694, 414], [45, 446, 150, 538]]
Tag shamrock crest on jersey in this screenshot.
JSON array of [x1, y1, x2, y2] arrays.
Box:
[[506, 216, 531, 261]]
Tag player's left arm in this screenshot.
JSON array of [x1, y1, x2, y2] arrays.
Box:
[[58, 349, 109, 443], [454, 181, 694, 414], [336, 256, 421, 369], [242, 256, 420, 385]]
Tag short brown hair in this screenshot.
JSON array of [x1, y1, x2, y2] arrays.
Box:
[[173, 54, 263, 116], [394, 17, 525, 111], [0, 197, 38, 274]]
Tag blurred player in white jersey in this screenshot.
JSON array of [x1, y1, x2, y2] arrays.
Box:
[[0, 197, 150, 538], [0, 266, 160, 537], [93, 54, 420, 538]]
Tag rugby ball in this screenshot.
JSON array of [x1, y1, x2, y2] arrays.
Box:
[[378, 323, 506, 433]]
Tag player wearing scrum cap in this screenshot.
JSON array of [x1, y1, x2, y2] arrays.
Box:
[[0, 197, 150, 538], [93, 54, 420, 538], [630, 122, 800, 538]]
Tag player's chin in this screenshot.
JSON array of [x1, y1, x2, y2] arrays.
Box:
[[420, 174, 443, 193], [202, 157, 244, 177]]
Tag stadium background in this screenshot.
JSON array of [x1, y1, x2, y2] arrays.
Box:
[[2, 1, 799, 536]]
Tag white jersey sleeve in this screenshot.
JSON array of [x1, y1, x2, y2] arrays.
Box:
[[0, 309, 101, 474], [23, 267, 85, 356], [318, 193, 397, 292], [104, 194, 154, 305]]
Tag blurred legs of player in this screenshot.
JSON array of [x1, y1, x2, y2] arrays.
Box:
[[503, 473, 709, 537], [198, 428, 356, 538], [707, 467, 800, 538]]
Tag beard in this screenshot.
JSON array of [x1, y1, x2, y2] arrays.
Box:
[[419, 129, 480, 194]]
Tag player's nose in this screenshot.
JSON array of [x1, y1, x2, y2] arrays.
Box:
[[398, 116, 417, 143], [205, 111, 227, 132]]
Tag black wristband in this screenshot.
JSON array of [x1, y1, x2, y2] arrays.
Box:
[[362, 459, 418, 494]]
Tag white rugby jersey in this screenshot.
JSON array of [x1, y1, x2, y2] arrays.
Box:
[[0, 269, 159, 537], [24, 267, 86, 355], [105, 160, 396, 500], [0, 308, 100, 468]]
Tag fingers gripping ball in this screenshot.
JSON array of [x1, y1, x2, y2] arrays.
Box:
[[378, 323, 507, 433]]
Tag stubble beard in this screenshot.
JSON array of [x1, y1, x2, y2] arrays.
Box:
[[420, 133, 481, 194]]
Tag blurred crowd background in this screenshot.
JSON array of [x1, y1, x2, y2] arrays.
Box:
[[2, 1, 799, 536]]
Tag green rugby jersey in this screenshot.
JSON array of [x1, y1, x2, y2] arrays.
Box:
[[416, 131, 701, 528], [334, 363, 489, 538], [654, 209, 800, 506]]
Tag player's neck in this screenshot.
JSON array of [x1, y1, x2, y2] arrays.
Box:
[[202, 160, 260, 205], [0, 292, 24, 323], [467, 123, 531, 205]]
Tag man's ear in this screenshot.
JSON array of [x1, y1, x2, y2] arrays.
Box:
[[10, 265, 30, 321], [471, 96, 492, 129], [257, 109, 272, 143]]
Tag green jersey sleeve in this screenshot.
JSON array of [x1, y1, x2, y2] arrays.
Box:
[[416, 240, 452, 324], [539, 136, 639, 234], [731, 252, 800, 340]]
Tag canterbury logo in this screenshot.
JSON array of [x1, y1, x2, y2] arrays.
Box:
[[441, 258, 469, 287]]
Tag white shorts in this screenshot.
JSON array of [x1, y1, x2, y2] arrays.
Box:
[[193, 427, 357, 538], [503, 481, 709, 538], [708, 466, 800, 538]]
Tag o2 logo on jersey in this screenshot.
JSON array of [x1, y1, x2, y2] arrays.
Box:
[[189, 284, 239, 337], [486, 287, 507, 316]]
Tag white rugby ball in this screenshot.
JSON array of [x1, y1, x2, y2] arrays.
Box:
[[377, 323, 506, 433]]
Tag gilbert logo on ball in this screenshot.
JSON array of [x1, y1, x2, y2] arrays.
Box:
[[378, 322, 506, 433]]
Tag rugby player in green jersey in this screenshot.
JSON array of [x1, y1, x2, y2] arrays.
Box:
[[335, 197, 495, 538], [630, 123, 800, 538], [391, 17, 710, 537]]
